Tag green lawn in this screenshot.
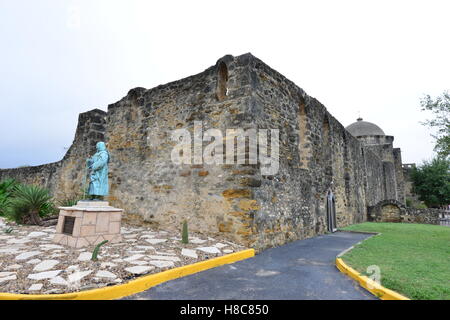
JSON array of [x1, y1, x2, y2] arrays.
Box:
[[341, 222, 450, 300]]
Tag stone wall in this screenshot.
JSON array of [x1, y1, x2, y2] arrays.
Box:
[[368, 199, 442, 225], [0, 53, 410, 251], [393, 148, 405, 204], [362, 148, 386, 207], [0, 161, 60, 191], [237, 55, 373, 250]]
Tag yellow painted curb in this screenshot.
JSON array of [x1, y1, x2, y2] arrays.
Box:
[[0, 249, 255, 300], [336, 258, 409, 300]]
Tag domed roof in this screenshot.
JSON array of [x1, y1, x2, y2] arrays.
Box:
[[345, 118, 385, 137]]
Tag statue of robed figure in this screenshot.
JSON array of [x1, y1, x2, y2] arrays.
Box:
[[85, 141, 110, 200]]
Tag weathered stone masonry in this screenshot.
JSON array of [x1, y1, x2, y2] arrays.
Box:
[[0, 53, 412, 251]]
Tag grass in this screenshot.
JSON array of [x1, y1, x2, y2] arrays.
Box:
[[341, 222, 450, 300]]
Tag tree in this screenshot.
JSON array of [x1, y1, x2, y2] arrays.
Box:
[[420, 91, 450, 158], [410, 157, 450, 208]]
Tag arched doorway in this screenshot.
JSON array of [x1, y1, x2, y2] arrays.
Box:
[[327, 190, 337, 232], [380, 204, 401, 222]]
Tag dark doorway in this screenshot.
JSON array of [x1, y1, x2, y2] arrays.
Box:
[[327, 190, 337, 232]]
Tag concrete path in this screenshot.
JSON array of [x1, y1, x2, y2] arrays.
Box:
[[124, 231, 376, 300]]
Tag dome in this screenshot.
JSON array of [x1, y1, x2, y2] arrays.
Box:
[[345, 118, 385, 137]]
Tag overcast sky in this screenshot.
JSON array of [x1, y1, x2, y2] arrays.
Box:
[[0, 0, 448, 169]]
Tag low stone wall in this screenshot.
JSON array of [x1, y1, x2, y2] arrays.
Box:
[[0, 161, 61, 191], [368, 199, 442, 225], [401, 208, 442, 225]]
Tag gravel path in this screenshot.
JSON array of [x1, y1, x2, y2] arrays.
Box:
[[0, 218, 245, 295]]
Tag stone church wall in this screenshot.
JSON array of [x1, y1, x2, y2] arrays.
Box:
[[0, 53, 407, 251]]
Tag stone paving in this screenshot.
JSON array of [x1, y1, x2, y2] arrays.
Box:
[[0, 217, 245, 294]]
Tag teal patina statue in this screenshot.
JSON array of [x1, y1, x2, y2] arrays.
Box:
[[86, 141, 110, 199]]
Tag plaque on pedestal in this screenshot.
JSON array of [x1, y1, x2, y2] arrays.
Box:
[[53, 200, 123, 248]]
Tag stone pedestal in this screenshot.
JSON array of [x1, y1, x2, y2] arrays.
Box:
[[53, 200, 123, 248]]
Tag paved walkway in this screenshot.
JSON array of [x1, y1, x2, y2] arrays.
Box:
[[124, 231, 376, 300]]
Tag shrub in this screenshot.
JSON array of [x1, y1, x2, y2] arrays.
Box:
[[39, 201, 58, 217], [405, 198, 412, 208], [0, 179, 18, 216], [7, 185, 53, 225], [91, 240, 108, 261], [181, 220, 189, 244], [57, 194, 83, 207], [414, 202, 428, 209]]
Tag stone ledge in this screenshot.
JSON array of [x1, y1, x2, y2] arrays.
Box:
[[58, 206, 123, 212]]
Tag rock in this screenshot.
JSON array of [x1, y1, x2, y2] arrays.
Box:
[[190, 238, 207, 244], [33, 260, 60, 272], [15, 251, 41, 260], [148, 255, 181, 262], [66, 265, 80, 271], [39, 244, 64, 250], [149, 260, 174, 268], [196, 247, 221, 254], [43, 288, 61, 294], [95, 270, 117, 279], [7, 238, 31, 244], [128, 260, 149, 265], [126, 250, 145, 254], [155, 251, 176, 256], [44, 289, 62, 294], [145, 238, 167, 244], [68, 270, 92, 283], [124, 254, 144, 262], [27, 232, 47, 238], [28, 283, 43, 291], [223, 249, 234, 254], [77, 252, 92, 262], [214, 243, 228, 249], [181, 249, 198, 259], [0, 274, 17, 283], [28, 270, 62, 280], [0, 248, 21, 254], [26, 259, 42, 265], [50, 276, 68, 286], [0, 272, 16, 277], [5, 264, 22, 270], [124, 266, 154, 274]]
